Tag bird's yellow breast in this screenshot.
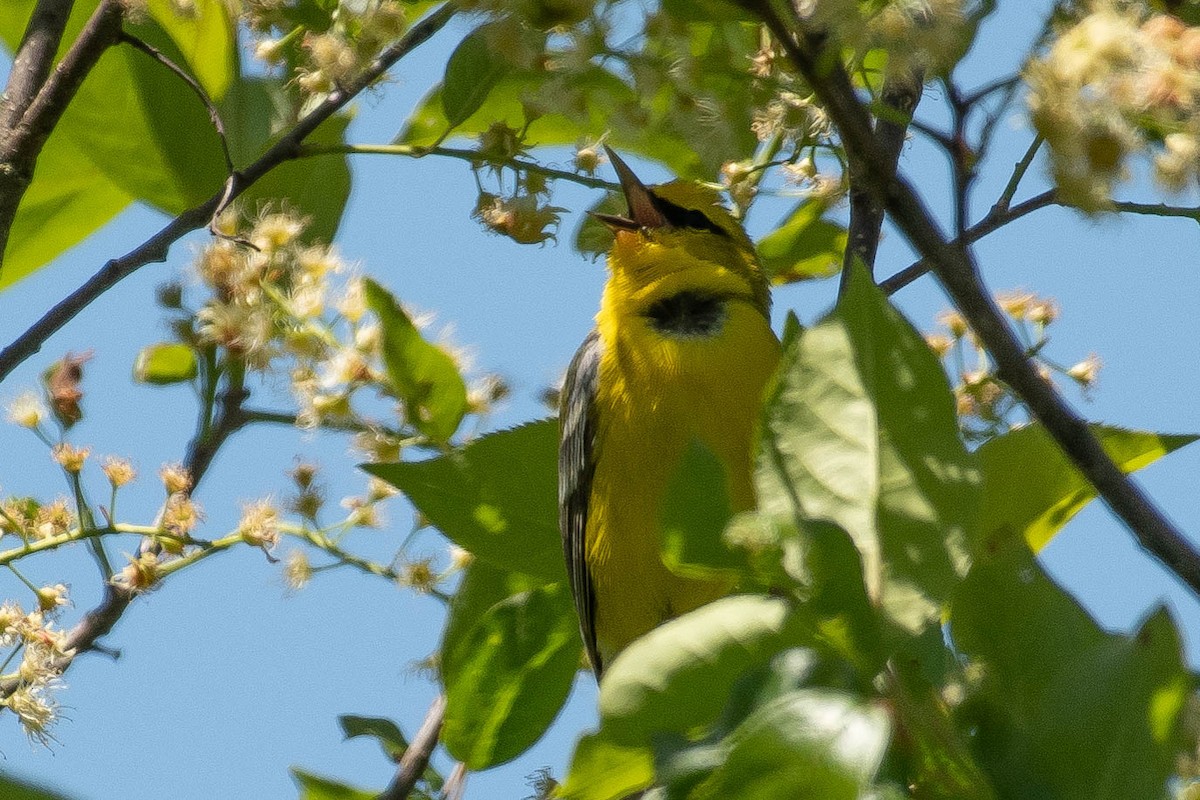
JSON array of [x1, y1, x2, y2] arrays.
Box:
[[585, 232, 780, 665]]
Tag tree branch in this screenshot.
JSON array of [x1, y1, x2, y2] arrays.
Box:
[[840, 68, 923, 295], [744, 2, 1200, 594], [379, 694, 447, 800], [0, 0, 75, 131], [0, 3, 457, 383], [0, 0, 124, 263]]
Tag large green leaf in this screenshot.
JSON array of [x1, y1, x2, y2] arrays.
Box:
[[660, 440, 739, 579], [756, 199, 847, 284], [0, 133, 132, 289], [692, 689, 891, 800], [976, 424, 1197, 553], [364, 420, 565, 581], [757, 264, 980, 637], [441, 583, 581, 769], [75, 13, 230, 212], [145, 0, 236, 100], [558, 731, 655, 800], [440, 559, 550, 683], [441, 25, 514, 127], [951, 541, 1193, 800], [597, 595, 804, 746], [364, 278, 468, 444]]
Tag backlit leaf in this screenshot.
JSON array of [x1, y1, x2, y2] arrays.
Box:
[[441, 583, 580, 769], [364, 420, 565, 581], [364, 278, 467, 444], [976, 423, 1197, 553]]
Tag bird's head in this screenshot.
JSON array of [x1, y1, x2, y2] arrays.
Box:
[[594, 148, 771, 319]]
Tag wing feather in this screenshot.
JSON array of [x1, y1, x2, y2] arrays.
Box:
[[558, 329, 604, 677]]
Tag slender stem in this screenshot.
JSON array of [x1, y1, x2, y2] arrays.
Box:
[[742, 0, 1200, 595], [298, 143, 618, 191], [881, 188, 1200, 294], [0, 524, 158, 568], [0, 2, 457, 383], [993, 135, 1043, 214], [379, 694, 447, 800]]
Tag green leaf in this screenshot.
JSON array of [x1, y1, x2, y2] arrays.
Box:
[[145, 0, 236, 99], [1, 133, 132, 289], [559, 731, 655, 800], [756, 200, 848, 284], [83, 14, 229, 211], [0, 772, 75, 800], [661, 440, 738, 579], [338, 715, 408, 759], [757, 263, 980, 638], [363, 278, 468, 444], [364, 420, 565, 581], [441, 25, 515, 127], [951, 541, 1194, 800], [441, 583, 581, 769], [441, 559, 549, 683], [133, 343, 198, 385], [291, 768, 376, 800], [693, 689, 890, 800], [338, 715, 445, 791], [597, 595, 804, 746], [976, 423, 1197, 553], [221, 79, 352, 243]]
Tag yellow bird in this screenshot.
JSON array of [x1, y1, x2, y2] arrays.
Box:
[[559, 150, 781, 678]]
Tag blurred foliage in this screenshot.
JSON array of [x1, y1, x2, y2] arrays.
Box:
[[1, 0, 1199, 799]]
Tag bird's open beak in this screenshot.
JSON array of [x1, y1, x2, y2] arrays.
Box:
[[592, 147, 669, 232]]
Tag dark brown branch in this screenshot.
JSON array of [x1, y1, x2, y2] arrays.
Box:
[[0, 3, 456, 383], [840, 68, 923, 295], [118, 31, 235, 175], [0, 0, 124, 264], [0, 0, 75, 131], [744, 1, 1200, 595], [379, 694, 447, 800]]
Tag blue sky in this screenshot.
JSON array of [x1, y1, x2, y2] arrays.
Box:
[[2, 2, 1199, 798]]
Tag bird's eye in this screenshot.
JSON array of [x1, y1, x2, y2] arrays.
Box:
[[651, 195, 729, 237]]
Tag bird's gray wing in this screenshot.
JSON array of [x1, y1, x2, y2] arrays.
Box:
[[558, 329, 604, 677]]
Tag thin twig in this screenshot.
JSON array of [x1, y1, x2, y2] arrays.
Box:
[[441, 763, 468, 800], [0, 3, 457, 383], [741, 0, 1200, 595], [992, 134, 1043, 214], [117, 31, 235, 176], [840, 68, 924, 295], [881, 188, 1200, 294], [298, 142, 618, 191], [0, 0, 76, 131], [881, 190, 1057, 294], [379, 694, 447, 800]]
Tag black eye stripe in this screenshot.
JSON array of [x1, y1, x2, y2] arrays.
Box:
[[649, 194, 729, 237]]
